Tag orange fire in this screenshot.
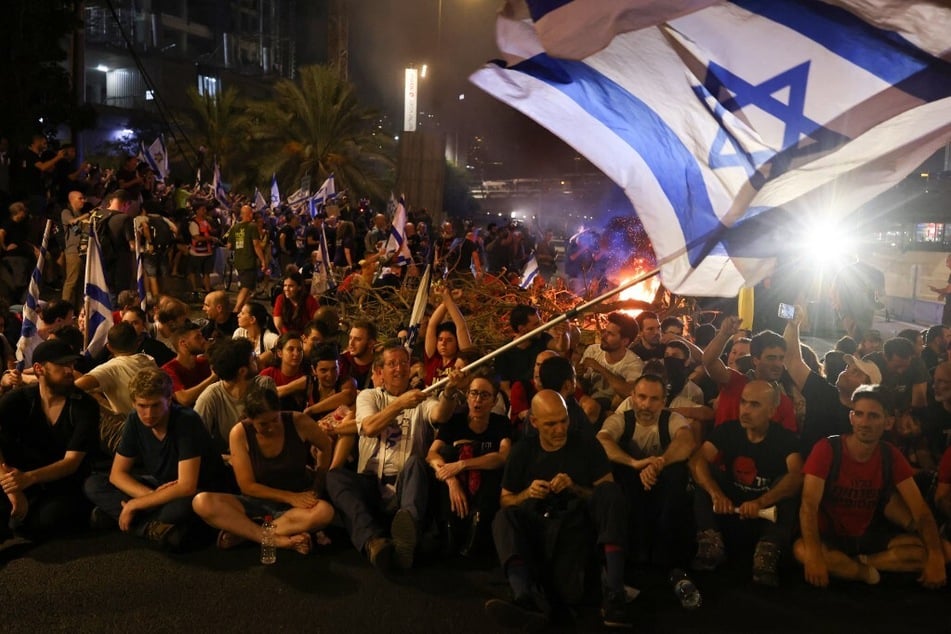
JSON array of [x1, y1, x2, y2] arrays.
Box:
[[616, 264, 659, 319]]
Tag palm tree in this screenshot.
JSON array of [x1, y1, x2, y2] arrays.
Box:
[[181, 85, 254, 186], [247, 64, 395, 200]]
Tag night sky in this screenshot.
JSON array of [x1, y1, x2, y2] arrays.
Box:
[[348, 0, 585, 178]]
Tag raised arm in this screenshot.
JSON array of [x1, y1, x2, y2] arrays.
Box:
[[702, 315, 740, 386], [782, 306, 811, 391]]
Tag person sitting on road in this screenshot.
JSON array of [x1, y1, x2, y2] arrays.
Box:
[[192, 387, 334, 555]]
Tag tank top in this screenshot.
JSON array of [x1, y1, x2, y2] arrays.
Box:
[[243, 412, 312, 493]]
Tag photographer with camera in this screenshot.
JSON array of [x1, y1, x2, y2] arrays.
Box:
[[60, 191, 94, 308]]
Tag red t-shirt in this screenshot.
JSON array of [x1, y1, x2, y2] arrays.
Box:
[[259, 366, 304, 387], [714, 369, 798, 434], [162, 357, 212, 393], [803, 436, 914, 538], [938, 446, 951, 485], [424, 353, 455, 386], [272, 293, 319, 334]]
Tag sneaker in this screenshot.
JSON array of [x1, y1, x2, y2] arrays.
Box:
[[752, 541, 781, 587], [366, 536, 394, 573], [485, 594, 548, 631], [142, 521, 186, 550], [89, 507, 118, 530], [391, 509, 418, 570], [601, 591, 633, 629], [692, 529, 726, 571]]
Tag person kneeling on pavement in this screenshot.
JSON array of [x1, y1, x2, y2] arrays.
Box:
[[84, 368, 231, 549], [486, 390, 632, 629]]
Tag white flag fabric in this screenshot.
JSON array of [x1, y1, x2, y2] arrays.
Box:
[[383, 198, 413, 265], [519, 255, 539, 290], [142, 136, 169, 182], [253, 188, 268, 214], [270, 174, 281, 209], [16, 220, 52, 368], [471, 0, 951, 297], [406, 264, 432, 348], [286, 187, 310, 211], [212, 161, 230, 209], [84, 221, 114, 359], [310, 175, 336, 217]]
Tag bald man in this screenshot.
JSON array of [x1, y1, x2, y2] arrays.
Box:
[[486, 390, 631, 629], [689, 380, 803, 586], [200, 290, 238, 343]]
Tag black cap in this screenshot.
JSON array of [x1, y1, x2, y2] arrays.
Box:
[[32, 340, 81, 366]]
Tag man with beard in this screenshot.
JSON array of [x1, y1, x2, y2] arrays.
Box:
[[338, 320, 377, 390], [795, 385, 946, 590], [326, 343, 458, 572], [921, 325, 947, 375], [690, 380, 803, 585], [703, 316, 798, 433], [597, 374, 696, 566], [783, 308, 883, 454], [0, 340, 100, 542], [578, 312, 643, 415], [161, 322, 216, 408], [630, 312, 664, 361]]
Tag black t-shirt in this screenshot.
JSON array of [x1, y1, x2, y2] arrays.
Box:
[[436, 412, 511, 461], [708, 420, 799, 502], [0, 386, 101, 488], [1, 218, 32, 258], [201, 312, 239, 344], [502, 432, 611, 497], [630, 340, 664, 362], [496, 333, 553, 385], [800, 372, 851, 455], [278, 225, 298, 257], [117, 404, 228, 490], [919, 400, 951, 463]]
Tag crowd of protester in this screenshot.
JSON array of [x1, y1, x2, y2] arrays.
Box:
[[1, 136, 951, 629]]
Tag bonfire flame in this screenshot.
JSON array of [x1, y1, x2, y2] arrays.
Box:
[[616, 259, 659, 319]]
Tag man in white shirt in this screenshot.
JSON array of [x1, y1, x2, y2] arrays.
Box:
[[578, 312, 643, 417]]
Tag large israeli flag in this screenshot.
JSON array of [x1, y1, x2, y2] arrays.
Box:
[[471, 0, 951, 296], [84, 222, 114, 358], [311, 175, 336, 213], [15, 220, 52, 368]]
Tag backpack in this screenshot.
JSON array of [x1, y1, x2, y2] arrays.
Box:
[[826, 434, 893, 515], [622, 409, 672, 453], [146, 214, 175, 252]]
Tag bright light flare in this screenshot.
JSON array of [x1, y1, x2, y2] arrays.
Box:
[[796, 215, 855, 268]]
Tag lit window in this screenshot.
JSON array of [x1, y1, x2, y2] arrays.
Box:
[[198, 75, 220, 98]]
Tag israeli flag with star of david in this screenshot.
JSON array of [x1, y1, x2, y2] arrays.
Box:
[[471, 0, 951, 296]]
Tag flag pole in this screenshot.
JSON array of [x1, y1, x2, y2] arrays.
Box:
[[423, 265, 662, 395], [83, 218, 94, 352]]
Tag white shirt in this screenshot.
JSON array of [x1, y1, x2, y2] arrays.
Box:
[[580, 345, 644, 401], [355, 387, 437, 478]]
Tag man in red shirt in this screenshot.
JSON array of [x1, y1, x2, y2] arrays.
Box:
[[161, 322, 216, 407], [702, 315, 798, 434], [794, 385, 945, 589]]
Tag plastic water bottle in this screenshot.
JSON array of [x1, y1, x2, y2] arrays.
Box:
[[669, 568, 701, 610], [261, 515, 277, 565]]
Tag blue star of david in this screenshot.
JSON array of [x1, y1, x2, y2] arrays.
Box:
[[706, 60, 820, 151]]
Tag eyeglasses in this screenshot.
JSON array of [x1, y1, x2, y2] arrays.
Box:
[[467, 390, 494, 400]]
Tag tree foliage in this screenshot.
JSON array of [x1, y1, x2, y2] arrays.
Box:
[[246, 65, 395, 200]]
